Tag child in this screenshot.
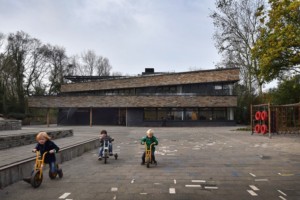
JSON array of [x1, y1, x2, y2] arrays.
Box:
[[32, 131, 62, 177], [98, 130, 114, 160], [141, 129, 158, 165]]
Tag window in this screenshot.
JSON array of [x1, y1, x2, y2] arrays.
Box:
[[168, 108, 184, 120], [199, 108, 212, 120], [185, 108, 199, 120], [214, 85, 222, 90], [144, 108, 157, 120], [157, 108, 168, 120], [213, 108, 226, 120]]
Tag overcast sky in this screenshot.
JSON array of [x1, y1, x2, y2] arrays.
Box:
[[0, 0, 221, 75]]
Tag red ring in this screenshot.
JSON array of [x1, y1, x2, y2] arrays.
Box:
[[255, 124, 261, 133], [261, 124, 268, 134], [255, 111, 261, 120], [261, 111, 268, 121]]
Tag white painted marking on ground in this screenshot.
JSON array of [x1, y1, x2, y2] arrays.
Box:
[[249, 185, 259, 191], [140, 193, 147, 195], [163, 149, 177, 153], [206, 142, 215, 146], [59, 193, 71, 199], [131, 179, 135, 183], [111, 187, 118, 192], [66, 199, 72, 200], [279, 196, 287, 200], [154, 183, 161, 185], [249, 173, 256, 177], [192, 148, 200, 150], [278, 173, 294, 176], [247, 190, 258, 196], [277, 190, 287, 196], [174, 179, 176, 184], [191, 180, 206, 183], [169, 188, 176, 194], [204, 186, 218, 190], [255, 179, 268, 182], [185, 185, 201, 188], [113, 195, 117, 200]]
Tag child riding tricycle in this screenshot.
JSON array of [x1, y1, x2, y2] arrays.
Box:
[[23, 132, 63, 188], [98, 130, 118, 164], [141, 129, 158, 168]]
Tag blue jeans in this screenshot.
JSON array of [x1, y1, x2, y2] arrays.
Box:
[[98, 143, 113, 157], [33, 161, 57, 174], [49, 162, 57, 173]]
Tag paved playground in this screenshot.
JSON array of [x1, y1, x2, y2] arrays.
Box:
[[0, 126, 299, 200]]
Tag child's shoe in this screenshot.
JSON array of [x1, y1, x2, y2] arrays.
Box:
[[98, 156, 102, 160], [109, 152, 113, 156]]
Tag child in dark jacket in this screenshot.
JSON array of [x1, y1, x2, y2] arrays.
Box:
[[141, 129, 158, 165], [98, 130, 114, 160], [32, 131, 62, 176]]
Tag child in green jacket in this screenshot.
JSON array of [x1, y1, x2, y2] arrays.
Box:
[[141, 129, 158, 165]]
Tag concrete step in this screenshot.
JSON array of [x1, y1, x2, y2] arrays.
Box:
[[0, 133, 100, 189]]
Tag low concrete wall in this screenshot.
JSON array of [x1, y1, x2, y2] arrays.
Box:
[[0, 130, 73, 150], [0, 138, 99, 189], [0, 120, 22, 131]]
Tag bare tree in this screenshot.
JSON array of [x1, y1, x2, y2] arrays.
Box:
[[81, 50, 97, 76], [24, 38, 49, 96], [211, 0, 266, 95], [43, 44, 68, 95], [67, 55, 84, 76], [81, 49, 112, 76], [96, 57, 112, 76]]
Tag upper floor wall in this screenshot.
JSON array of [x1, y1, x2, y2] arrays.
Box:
[[61, 68, 240, 93]]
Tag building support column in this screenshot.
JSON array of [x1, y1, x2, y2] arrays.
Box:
[[90, 107, 93, 127], [126, 107, 128, 127], [46, 108, 50, 127]]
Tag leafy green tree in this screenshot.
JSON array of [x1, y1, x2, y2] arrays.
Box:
[[268, 75, 300, 104], [6, 31, 33, 113], [252, 0, 300, 82]]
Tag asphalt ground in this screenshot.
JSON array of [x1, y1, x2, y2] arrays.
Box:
[[0, 126, 299, 200]]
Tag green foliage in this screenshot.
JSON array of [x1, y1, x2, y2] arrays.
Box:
[[252, 0, 300, 82], [268, 75, 300, 104], [7, 112, 26, 120], [234, 84, 259, 124]]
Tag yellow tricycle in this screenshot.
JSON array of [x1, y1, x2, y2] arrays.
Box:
[[23, 151, 62, 188], [144, 142, 157, 168]]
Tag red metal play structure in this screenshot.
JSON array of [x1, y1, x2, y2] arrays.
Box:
[[251, 102, 300, 138]]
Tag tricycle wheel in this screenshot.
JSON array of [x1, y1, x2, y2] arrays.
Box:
[[104, 154, 107, 164], [146, 162, 150, 168], [58, 169, 63, 178], [31, 170, 43, 188]]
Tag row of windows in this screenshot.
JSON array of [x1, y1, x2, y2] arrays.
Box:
[[60, 82, 235, 96], [144, 107, 235, 121]]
